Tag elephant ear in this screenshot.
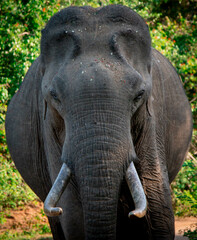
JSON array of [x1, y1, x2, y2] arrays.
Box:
[[5, 56, 51, 201]]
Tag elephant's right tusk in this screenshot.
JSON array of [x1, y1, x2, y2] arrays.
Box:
[[44, 163, 71, 217], [126, 161, 147, 218]]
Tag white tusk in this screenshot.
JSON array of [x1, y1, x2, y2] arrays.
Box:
[[44, 163, 71, 217], [126, 161, 147, 218]]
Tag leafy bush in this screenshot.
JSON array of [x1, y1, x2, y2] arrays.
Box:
[[0, 228, 52, 240], [0, 156, 37, 209], [0, 0, 65, 100], [145, 0, 196, 20], [184, 229, 197, 240], [153, 17, 197, 125], [172, 159, 197, 216], [172, 131, 197, 217]]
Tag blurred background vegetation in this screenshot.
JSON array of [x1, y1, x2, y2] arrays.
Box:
[[0, 0, 196, 239]]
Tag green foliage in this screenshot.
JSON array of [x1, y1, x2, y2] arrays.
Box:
[[184, 229, 197, 240], [172, 131, 197, 217], [150, 15, 197, 125], [146, 0, 196, 20], [0, 156, 37, 209], [172, 158, 197, 216], [39, 224, 51, 234], [0, 230, 52, 240], [0, 0, 65, 99]]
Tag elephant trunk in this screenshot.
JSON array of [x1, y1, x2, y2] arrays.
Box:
[[67, 115, 130, 239], [71, 121, 146, 239], [75, 149, 122, 240], [76, 155, 147, 239]]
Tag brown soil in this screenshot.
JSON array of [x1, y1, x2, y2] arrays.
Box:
[[0, 201, 52, 239], [0, 201, 196, 240], [175, 217, 197, 240]]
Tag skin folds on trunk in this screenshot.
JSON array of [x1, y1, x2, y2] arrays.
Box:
[[64, 105, 132, 239], [72, 129, 128, 240], [79, 155, 121, 239]]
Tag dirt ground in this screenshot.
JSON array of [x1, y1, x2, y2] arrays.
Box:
[[0, 201, 52, 239], [0, 202, 196, 239], [175, 217, 197, 240]]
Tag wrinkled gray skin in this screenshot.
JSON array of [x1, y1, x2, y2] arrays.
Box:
[[5, 5, 192, 240]]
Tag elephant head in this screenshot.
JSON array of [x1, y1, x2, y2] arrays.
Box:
[[6, 4, 192, 240], [42, 5, 150, 237]]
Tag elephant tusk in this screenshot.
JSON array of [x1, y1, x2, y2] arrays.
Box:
[[126, 161, 147, 218], [44, 163, 71, 217]]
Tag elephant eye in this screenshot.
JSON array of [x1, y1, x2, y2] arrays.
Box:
[[50, 89, 60, 102], [134, 90, 145, 102]]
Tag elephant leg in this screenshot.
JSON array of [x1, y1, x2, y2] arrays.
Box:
[[139, 158, 174, 240], [48, 217, 66, 240], [133, 119, 175, 239], [120, 165, 174, 240], [117, 182, 150, 240], [56, 181, 85, 240]]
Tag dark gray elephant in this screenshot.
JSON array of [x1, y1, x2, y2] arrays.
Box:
[[5, 5, 192, 240]]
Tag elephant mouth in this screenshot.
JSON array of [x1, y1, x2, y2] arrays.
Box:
[[44, 161, 147, 219]]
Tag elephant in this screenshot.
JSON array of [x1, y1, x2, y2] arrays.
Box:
[[5, 5, 192, 240]]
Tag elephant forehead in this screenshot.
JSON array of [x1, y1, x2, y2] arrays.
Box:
[[41, 5, 151, 67], [42, 5, 150, 39]]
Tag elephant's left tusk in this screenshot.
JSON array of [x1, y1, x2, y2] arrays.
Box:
[[44, 163, 71, 217], [126, 161, 147, 218]]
